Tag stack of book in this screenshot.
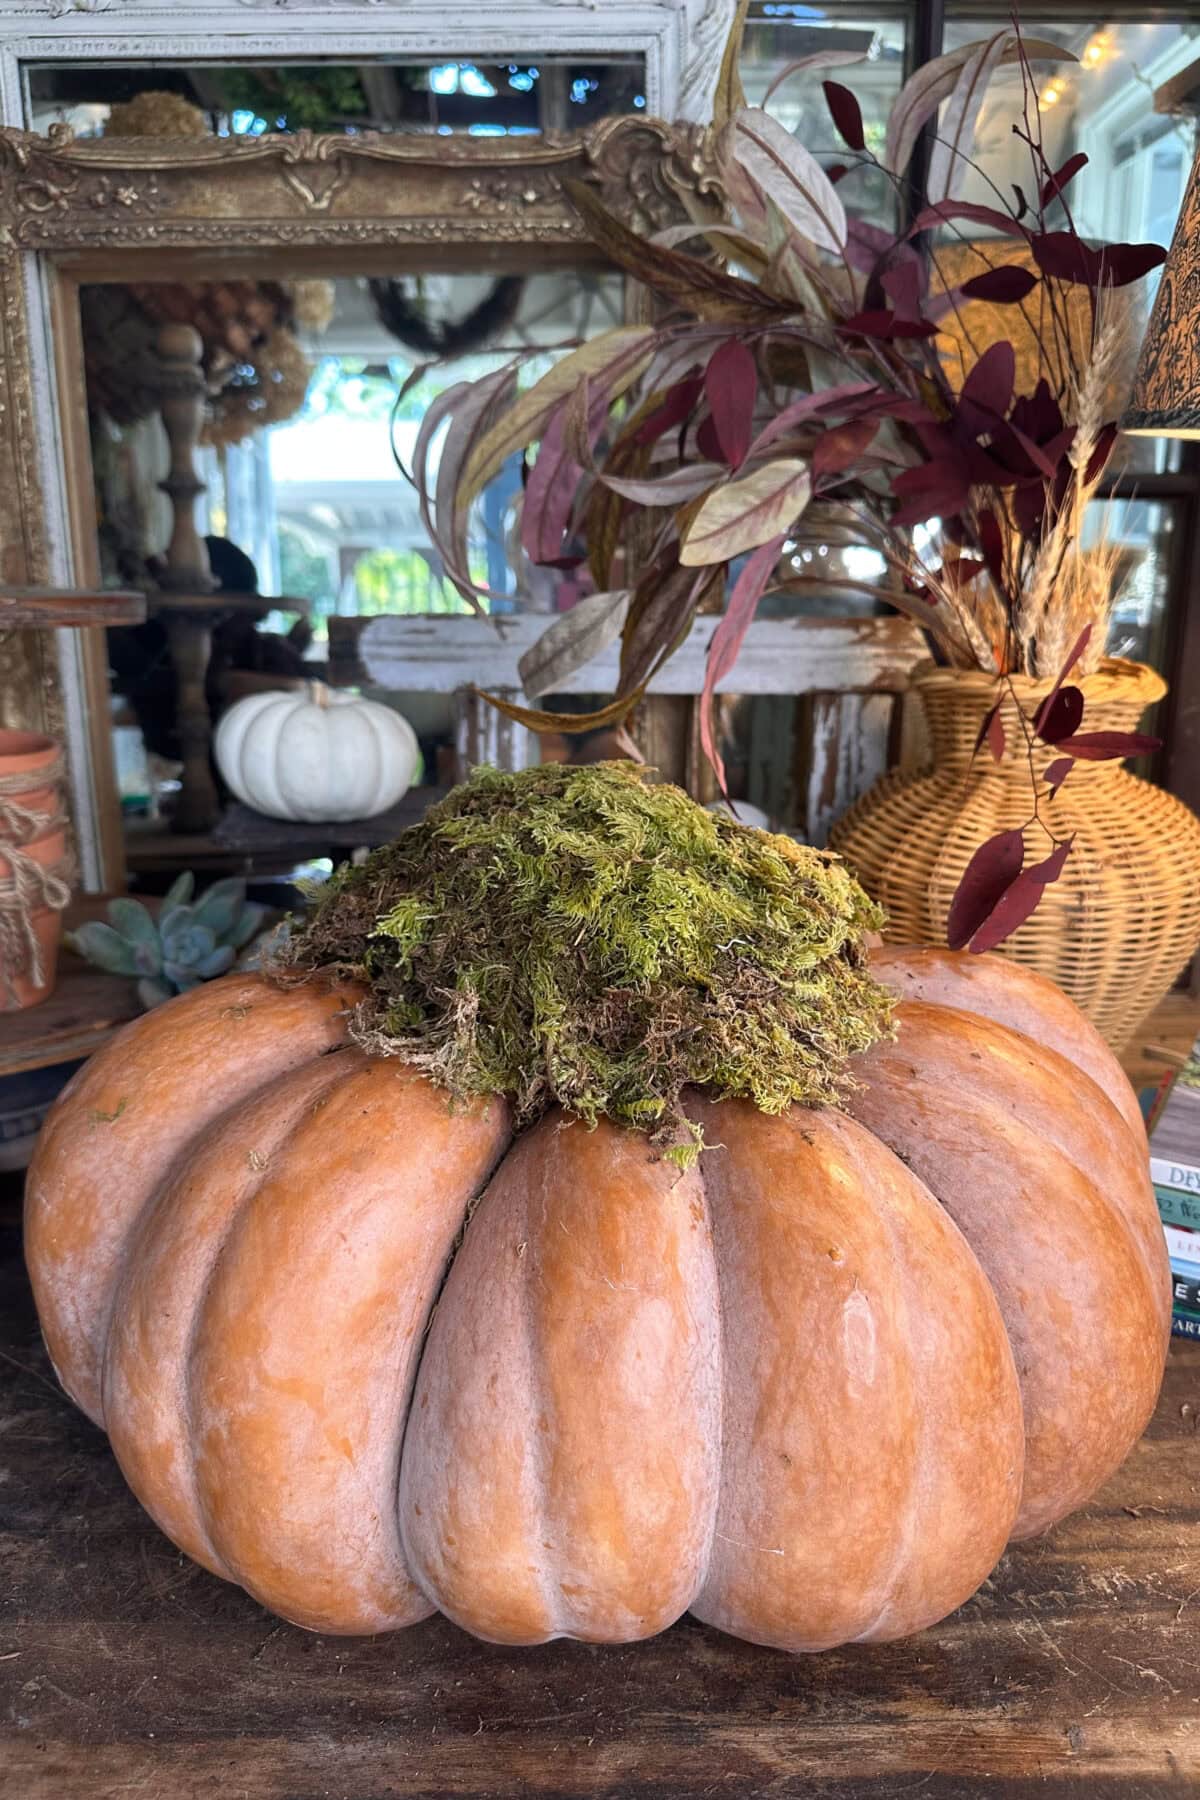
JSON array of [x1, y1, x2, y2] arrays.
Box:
[[1148, 1034, 1200, 1339]]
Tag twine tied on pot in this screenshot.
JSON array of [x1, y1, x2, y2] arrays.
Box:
[[0, 752, 74, 1002]]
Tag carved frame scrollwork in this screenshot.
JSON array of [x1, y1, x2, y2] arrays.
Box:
[[0, 113, 726, 886]]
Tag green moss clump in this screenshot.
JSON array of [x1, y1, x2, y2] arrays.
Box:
[[276, 762, 892, 1162]]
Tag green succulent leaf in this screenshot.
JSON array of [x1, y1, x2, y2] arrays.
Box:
[[192, 877, 247, 941], [161, 922, 217, 967], [136, 976, 174, 1010], [196, 945, 237, 979], [162, 964, 206, 991], [161, 871, 195, 914], [68, 921, 141, 976], [158, 900, 193, 943], [229, 902, 268, 949], [106, 896, 160, 949], [132, 941, 163, 977]]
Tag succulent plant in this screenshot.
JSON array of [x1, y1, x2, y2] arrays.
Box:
[[67, 873, 268, 1010]]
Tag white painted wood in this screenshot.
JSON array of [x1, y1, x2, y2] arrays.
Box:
[[357, 613, 926, 699], [0, 2, 740, 129], [802, 691, 895, 848], [454, 686, 539, 776]]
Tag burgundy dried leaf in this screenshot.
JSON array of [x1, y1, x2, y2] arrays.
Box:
[[1045, 757, 1073, 795], [812, 417, 879, 480], [705, 341, 757, 471], [1055, 730, 1162, 762], [1026, 623, 1094, 736], [1040, 152, 1088, 209], [696, 415, 725, 463], [967, 839, 1074, 953], [1100, 242, 1168, 287], [881, 258, 925, 320], [521, 401, 583, 567], [634, 375, 704, 448], [827, 162, 850, 184], [1033, 683, 1084, 744], [1085, 423, 1119, 485], [1057, 623, 1093, 685], [960, 340, 1016, 420], [891, 458, 972, 527], [700, 533, 785, 792], [947, 828, 1025, 952], [1012, 182, 1030, 220], [909, 200, 1028, 240], [1010, 378, 1064, 444], [960, 265, 1039, 304], [944, 557, 987, 591], [972, 700, 1005, 762], [823, 79, 866, 152], [1032, 231, 1167, 289], [999, 418, 1063, 479], [747, 381, 877, 459], [846, 217, 913, 275], [838, 310, 940, 341]]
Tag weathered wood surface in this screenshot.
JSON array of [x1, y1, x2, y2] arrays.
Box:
[[0, 588, 145, 630], [335, 612, 927, 698], [1, 1216, 1198, 1799]]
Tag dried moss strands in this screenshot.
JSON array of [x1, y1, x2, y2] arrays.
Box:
[[275, 763, 893, 1162]]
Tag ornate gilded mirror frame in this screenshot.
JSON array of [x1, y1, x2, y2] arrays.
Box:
[[0, 0, 736, 889]]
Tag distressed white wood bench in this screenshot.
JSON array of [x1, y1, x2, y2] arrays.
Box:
[[328, 612, 927, 844]]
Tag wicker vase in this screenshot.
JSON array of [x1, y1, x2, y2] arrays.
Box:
[[829, 657, 1200, 1050]]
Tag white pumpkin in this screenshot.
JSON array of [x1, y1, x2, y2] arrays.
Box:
[[214, 683, 420, 823]]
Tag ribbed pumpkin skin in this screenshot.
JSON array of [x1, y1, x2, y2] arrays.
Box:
[[214, 685, 419, 823], [24, 951, 1170, 1651]]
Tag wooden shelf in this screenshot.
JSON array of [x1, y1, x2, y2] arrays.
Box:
[[0, 587, 145, 629], [0, 960, 142, 1078], [0, 896, 153, 1078]]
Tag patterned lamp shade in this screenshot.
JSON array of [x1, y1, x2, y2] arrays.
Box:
[[1125, 146, 1200, 437]]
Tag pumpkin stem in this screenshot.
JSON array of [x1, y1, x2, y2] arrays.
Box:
[[271, 763, 894, 1165], [308, 681, 331, 709]]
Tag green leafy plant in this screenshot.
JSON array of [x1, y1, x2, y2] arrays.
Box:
[[67, 874, 268, 1010]]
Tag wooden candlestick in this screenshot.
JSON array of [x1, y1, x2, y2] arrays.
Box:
[[150, 321, 221, 834]]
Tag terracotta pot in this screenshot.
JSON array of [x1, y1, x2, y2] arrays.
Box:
[[829, 658, 1200, 1050], [0, 729, 61, 834], [0, 823, 67, 1010]]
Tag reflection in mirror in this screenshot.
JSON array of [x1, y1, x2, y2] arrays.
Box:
[[27, 57, 647, 138], [84, 267, 623, 837], [740, 4, 910, 227]]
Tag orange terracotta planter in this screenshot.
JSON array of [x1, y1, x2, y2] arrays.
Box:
[[0, 825, 66, 1010], [0, 730, 60, 827], [0, 731, 69, 1010]]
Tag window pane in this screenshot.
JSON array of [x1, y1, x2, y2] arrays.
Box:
[[1085, 494, 1177, 757], [942, 14, 1200, 472], [741, 4, 914, 228], [1088, 496, 1176, 675]]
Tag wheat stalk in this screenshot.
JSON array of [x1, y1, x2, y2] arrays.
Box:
[[1020, 298, 1134, 678]]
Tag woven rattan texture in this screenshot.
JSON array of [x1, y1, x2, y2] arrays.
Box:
[[830, 659, 1200, 1049]]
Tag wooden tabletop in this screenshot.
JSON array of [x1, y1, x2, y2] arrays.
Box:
[[0, 1214, 1197, 1798]]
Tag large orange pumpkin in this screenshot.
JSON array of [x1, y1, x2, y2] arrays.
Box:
[[25, 943, 1168, 1652]]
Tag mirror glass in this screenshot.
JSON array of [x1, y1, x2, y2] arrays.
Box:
[[26, 56, 647, 137], [81, 264, 624, 829]]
